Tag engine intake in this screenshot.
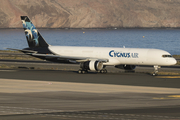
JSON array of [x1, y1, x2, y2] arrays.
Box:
[[80, 60, 103, 71]]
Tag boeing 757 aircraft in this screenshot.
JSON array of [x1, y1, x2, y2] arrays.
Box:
[[8, 16, 177, 75]]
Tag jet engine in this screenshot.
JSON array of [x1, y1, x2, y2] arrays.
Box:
[[80, 60, 103, 71], [115, 65, 136, 70]]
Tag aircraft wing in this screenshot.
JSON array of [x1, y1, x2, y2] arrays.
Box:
[[31, 53, 109, 63], [7, 48, 109, 63]]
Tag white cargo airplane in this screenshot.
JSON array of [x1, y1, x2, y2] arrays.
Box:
[[8, 16, 177, 75]]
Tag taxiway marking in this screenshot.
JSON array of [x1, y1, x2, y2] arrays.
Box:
[[156, 76, 180, 78], [153, 95, 180, 100]]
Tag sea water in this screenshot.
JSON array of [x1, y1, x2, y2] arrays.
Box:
[[0, 29, 179, 55]]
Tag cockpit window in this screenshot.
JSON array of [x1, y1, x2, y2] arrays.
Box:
[[162, 55, 172, 58]]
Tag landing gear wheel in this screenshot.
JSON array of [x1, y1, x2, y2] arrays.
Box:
[[78, 69, 82, 74], [82, 70, 86, 74], [100, 69, 107, 74], [78, 69, 88, 74], [152, 72, 158, 76], [103, 69, 107, 73]]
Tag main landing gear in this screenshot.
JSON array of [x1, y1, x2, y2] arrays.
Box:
[[78, 68, 107, 74], [78, 69, 88, 74], [99, 68, 107, 73], [152, 65, 161, 76]]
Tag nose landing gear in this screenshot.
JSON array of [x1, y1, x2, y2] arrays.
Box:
[[152, 65, 161, 76]]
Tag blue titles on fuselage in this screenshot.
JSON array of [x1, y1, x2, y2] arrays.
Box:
[[109, 50, 138, 58]]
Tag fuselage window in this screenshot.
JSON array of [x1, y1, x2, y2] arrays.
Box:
[[162, 55, 172, 58]]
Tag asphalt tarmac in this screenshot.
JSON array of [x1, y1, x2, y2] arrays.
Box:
[[0, 68, 180, 120], [0, 59, 180, 74]]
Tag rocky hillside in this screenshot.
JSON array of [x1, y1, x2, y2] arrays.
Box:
[[1, 0, 180, 28]]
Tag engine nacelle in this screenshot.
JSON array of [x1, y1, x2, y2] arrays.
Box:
[[80, 60, 103, 71], [115, 65, 136, 70]]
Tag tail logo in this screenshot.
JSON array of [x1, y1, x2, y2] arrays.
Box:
[[22, 18, 39, 47]]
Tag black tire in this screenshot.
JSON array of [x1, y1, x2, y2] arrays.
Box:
[[82, 70, 85, 74], [152, 73, 158, 76], [100, 69, 107, 74], [78, 69, 82, 74]]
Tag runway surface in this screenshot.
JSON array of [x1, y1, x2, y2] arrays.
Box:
[[0, 59, 180, 74], [0, 69, 180, 120]]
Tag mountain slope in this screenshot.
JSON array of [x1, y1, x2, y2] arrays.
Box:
[[1, 0, 180, 28]]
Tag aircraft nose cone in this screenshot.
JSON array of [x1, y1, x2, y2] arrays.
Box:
[[172, 58, 177, 65]]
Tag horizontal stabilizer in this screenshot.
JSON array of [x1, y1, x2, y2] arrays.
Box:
[[7, 48, 37, 53]]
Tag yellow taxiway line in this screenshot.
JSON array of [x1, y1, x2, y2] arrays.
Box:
[[153, 95, 180, 100], [156, 76, 180, 78]]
